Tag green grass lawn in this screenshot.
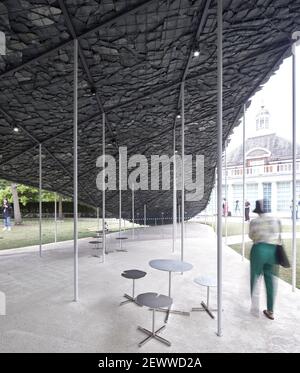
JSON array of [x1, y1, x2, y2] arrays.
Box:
[[199, 218, 249, 236], [229, 240, 300, 289], [0, 218, 135, 251], [196, 217, 300, 288], [199, 218, 300, 236]]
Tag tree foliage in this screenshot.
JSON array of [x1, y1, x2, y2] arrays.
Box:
[[0, 179, 67, 205]]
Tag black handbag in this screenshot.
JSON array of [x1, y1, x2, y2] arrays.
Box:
[[276, 244, 291, 268]]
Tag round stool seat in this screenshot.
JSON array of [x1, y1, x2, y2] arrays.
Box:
[[89, 240, 102, 244], [121, 269, 146, 280], [194, 275, 217, 288], [136, 292, 172, 309]]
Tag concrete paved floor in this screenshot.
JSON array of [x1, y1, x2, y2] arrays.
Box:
[[0, 223, 299, 353]]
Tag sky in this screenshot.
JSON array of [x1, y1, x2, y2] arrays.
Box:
[[227, 44, 300, 153]]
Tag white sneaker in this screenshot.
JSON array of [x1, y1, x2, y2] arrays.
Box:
[[8, 227, 11, 231], [2, 227, 7, 231]]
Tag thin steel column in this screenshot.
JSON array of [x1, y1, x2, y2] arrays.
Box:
[[54, 192, 57, 243], [132, 183, 135, 239], [292, 38, 298, 292], [173, 125, 177, 252], [214, 174, 217, 231], [181, 82, 185, 262], [73, 39, 79, 302], [102, 112, 106, 259], [119, 148, 122, 246], [224, 140, 228, 245], [39, 143, 42, 257], [144, 204, 146, 226], [242, 104, 246, 261], [96, 207, 100, 231], [217, 0, 223, 337]]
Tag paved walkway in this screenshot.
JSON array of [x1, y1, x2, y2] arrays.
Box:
[[0, 223, 299, 353]]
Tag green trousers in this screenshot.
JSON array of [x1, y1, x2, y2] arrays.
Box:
[[250, 243, 278, 312]]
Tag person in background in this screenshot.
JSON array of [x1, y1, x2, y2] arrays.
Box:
[[248, 199, 280, 320], [2, 198, 12, 231], [290, 200, 298, 220], [222, 198, 228, 217], [245, 200, 250, 221], [235, 200, 241, 215]]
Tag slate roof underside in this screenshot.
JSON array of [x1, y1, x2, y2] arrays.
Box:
[[227, 134, 300, 166], [0, 0, 299, 219]]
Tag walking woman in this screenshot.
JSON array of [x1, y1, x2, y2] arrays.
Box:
[[249, 200, 280, 320]]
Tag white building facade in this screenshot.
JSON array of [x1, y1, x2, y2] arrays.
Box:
[[207, 106, 300, 217]]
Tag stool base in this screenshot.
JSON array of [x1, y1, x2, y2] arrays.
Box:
[[137, 325, 171, 347], [120, 293, 141, 306]]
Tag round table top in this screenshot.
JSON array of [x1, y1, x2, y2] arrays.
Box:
[[89, 241, 102, 244], [115, 237, 128, 240], [149, 259, 193, 273], [194, 276, 217, 288], [136, 292, 172, 309], [121, 269, 147, 280]]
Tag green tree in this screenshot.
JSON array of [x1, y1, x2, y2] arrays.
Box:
[[0, 179, 70, 221]]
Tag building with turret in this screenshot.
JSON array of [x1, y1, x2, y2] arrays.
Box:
[[223, 105, 300, 216]]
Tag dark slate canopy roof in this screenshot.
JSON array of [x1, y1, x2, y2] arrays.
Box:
[[0, 0, 299, 219], [227, 134, 300, 166]]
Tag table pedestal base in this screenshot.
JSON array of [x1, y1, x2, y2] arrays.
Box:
[[156, 307, 190, 323], [105, 250, 114, 254], [192, 301, 217, 319], [91, 250, 104, 263]]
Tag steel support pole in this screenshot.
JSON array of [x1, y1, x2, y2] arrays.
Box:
[[242, 104, 246, 261], [144, 204, 146, 226], [217, 0, 223, 337], [54, 192, 57, 243], [39, 143, 42, 257], [119, 148, 122, 246], [181, 82, 185, 262], [224, 140, 228, 245], [214, 174, 217, 231], [292, 41, 297, 292], [73, 39, 79, 302], [173, 126, 177, 252], [132, 183, 135, 239], [102, 112, 106, 260], [96, 207, 100, 231]]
